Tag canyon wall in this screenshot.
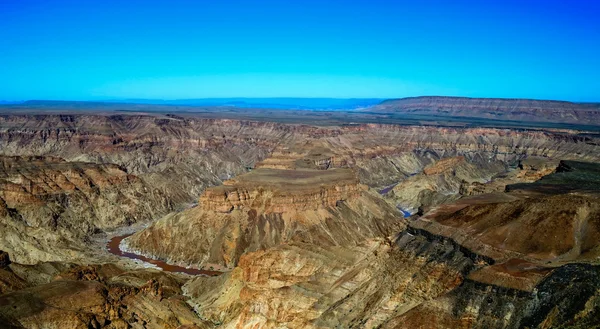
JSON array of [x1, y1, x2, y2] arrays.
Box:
[[0, 156, 174, 264]]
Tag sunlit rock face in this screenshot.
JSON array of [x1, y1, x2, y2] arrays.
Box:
[[199, 168, 363, 213]]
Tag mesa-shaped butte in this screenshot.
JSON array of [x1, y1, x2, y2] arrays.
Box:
[[125, 166, 400, 269], [199, 168, 364, 213]]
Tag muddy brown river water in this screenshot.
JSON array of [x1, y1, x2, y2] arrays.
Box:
[[107, 234, 221, 276]]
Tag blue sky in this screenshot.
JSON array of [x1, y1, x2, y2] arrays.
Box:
[[1, 0, 599, 101]]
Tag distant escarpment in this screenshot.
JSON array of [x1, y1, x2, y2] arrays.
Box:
[[1, 114, 599, 194], [371, 96, 600, 126], [320, 124, 600, 189]]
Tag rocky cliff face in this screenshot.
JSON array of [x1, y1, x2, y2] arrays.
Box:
[[386, 263, 600, 329], [182, 232, 484, 329], [0, 156, 174, 264], [372, 96, 600, 126], [386, 156, 505, 212], [199, 168, 363, 213]]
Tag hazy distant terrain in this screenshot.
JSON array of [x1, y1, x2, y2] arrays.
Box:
[[2, 96, 600, 131]]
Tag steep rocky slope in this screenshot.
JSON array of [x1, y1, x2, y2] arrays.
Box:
[[183, 232, 483, 328], [0, 252, 212, 329], [0, 156, 173, 264], [125, 166, 402, 270], [385, 263, 600, 329], [371, 96, 600, 126], [384, 156, 561, 214], [386, 156, 504, 213]]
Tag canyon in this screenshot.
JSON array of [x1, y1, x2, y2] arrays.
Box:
[[0, 101, 600, 328]]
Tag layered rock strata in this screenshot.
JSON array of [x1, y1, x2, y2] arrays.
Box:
[[199, 168, 362, 213], [125, 166, 401, 269], [0, 156, 172, 264]]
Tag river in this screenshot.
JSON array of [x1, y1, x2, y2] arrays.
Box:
[[107, 234, 221, 276]]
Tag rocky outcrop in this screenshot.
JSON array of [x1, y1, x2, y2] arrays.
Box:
[[125, 185, 401, 269], [416, 192, 600, 263], [124, 141, 403, 270], [385, 263, 600, 329], [423, 156, 467, 175], [0, 258, 212, 329], [516, 156, 559, 180], [182, 227, 489, 329], [199, 168, 363, 213]]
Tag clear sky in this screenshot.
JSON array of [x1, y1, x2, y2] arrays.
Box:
[[1, 0, 599, 101]]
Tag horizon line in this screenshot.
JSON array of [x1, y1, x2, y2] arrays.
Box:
[[1, 95, 598, 105]]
